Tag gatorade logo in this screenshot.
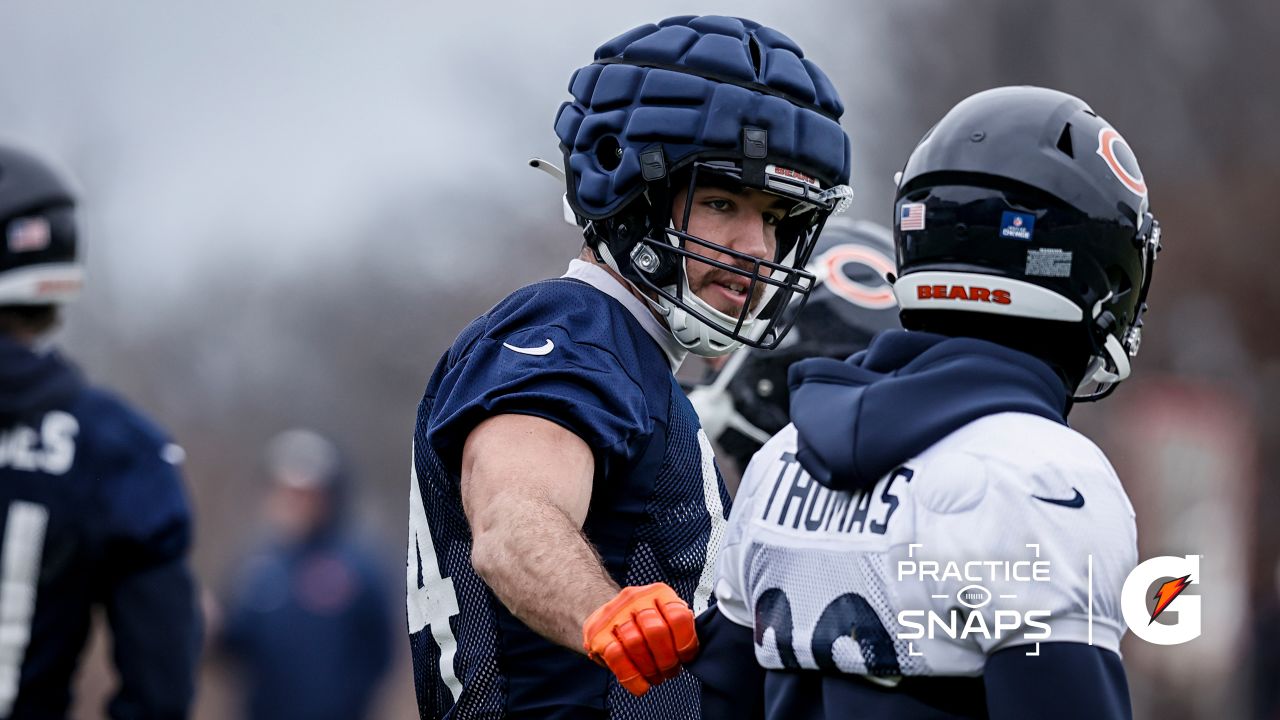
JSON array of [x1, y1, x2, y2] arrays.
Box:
[[1121, 555, 1202, 645]]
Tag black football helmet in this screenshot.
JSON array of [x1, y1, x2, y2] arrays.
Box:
[[688, 218, 900, 471], [892, 86, 1161, 401], [0, 142, 79, 306]]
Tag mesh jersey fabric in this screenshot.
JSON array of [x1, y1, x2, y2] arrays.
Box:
[[409, 278, 730, 719]]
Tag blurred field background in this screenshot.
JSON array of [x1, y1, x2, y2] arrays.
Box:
[[2, 1, 1276, 718]]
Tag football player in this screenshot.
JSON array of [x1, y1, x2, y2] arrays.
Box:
[[692, 86, 1160, 719], [406, 15, 852, 719], [220, 429, 393, 720], [687, 218, 900, 484], [0, 142, 201, 718]]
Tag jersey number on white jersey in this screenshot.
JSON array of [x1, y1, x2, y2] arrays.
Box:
[[756, 587, 902, 677]]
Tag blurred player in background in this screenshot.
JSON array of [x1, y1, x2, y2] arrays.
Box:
[[220, 429, 393, 720], [0, 141, 200, 718], [406, 15, 852, 719], [693, 86, 1162, 719], [687, 218, 899, 488]]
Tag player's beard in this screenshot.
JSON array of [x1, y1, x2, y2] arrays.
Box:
[[688, 264, 771, 317]]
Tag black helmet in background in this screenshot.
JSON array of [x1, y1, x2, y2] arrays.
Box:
[[0, 142, 79, 306], [892, 86, 1161, 401]]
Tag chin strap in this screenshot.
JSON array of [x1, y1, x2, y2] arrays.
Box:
[[557, 157, 839, 357], [1074, 303, 1129, 402], [1091, 332, 1132, 385], [1074, 216, 1161, 402]]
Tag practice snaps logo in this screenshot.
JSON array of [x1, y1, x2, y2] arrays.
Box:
[[896, 543, 1054, 656], [1120, 555, 1202, 645]]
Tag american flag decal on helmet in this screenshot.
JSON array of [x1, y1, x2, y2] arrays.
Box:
[[900, 203, 926, 231], [7, 217, 52, 253]]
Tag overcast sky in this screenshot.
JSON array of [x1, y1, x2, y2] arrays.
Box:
[[0, 1, 904, 335]]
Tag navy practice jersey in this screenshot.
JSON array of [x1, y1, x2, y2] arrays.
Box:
[[408, 266, 730, 719], [0, 335, 199, 719]]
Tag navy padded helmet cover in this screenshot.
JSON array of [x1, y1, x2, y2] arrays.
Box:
[[554, 15, 851, 219]]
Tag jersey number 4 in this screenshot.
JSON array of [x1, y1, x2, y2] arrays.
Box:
[[0, 501, 49, 718], [407, 449, 463, 702]]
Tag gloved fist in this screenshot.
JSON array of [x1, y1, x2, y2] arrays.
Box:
[[582, 582, 698, 696]]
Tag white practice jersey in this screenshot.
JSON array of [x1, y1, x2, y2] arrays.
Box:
[[713, 411, 1136, 679]]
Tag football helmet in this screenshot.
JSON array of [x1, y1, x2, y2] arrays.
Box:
[[0, 142, 79, 305], [892, 86, 1161, 401], [554, 15, 853, 356], [688, 219, 899, 470], [266, 428, 343, 491]]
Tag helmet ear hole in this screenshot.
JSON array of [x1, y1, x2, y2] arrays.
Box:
[[1112, 268, 1133, 296], [595, 135, 623, 172], [1105, 267, 1133, 302], [747, 34, 763, 75], [1056, 124, 1074, 157], [1105, 267, 1136, 321]]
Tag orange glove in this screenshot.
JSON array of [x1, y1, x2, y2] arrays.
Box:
[[582, 582, 699, 696]]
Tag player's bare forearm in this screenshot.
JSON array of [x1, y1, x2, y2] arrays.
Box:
[[469, 487, 618, 649], [462, 414, 618, 652]]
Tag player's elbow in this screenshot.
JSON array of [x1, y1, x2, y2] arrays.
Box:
[[470, 527, 504, 585], [468, 502, 515, 585]]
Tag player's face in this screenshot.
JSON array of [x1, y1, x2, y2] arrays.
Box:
[[671, 183, 791, 316], [266, 482, 331, 541]]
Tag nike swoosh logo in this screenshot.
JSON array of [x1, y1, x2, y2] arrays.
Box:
[[502, 339, 555, 356], [1032, 488, 1085, 509]]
